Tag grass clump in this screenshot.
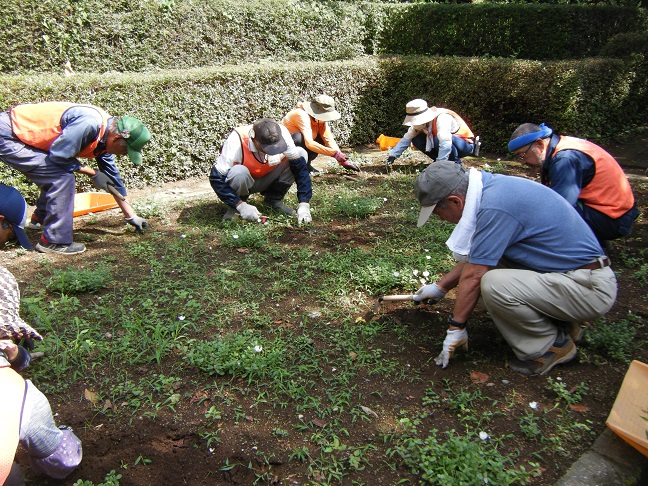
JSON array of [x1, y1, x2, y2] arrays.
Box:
[[585, 315, 641, 362], [391, 427, 540, 485], [46, 264, 112, 294]]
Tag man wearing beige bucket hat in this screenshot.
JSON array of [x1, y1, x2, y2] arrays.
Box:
[[387, 99, 478, 166], [0, 266, 82, 483], [282, 94, 359, 173]]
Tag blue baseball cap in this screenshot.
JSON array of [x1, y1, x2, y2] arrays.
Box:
[[0, 184, 32, 250]]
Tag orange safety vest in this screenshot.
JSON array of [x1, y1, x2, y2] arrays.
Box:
[[552, 136, 634, 218], [0, 366, 26, 484], [233, 125, 279, 178], [431, 108, 474, 141], [10, 102, 110, 159]]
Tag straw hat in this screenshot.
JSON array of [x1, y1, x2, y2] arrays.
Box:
[[303, 95, 341, 122], [402, 99, 437, 127]]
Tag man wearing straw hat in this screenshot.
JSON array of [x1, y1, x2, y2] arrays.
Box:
[[282, 94, 359, 173], [387, 99, 477, 166], [0, 266, 82, 483]]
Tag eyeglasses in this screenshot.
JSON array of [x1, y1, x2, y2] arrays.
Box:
[[515, 142, 535, 162]]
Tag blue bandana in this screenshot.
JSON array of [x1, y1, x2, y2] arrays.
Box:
[[508, 123, 553, 151]]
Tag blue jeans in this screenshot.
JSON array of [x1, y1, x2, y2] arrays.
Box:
[[411, 133, 474, 162]]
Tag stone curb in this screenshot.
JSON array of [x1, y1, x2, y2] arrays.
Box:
[[554, 428, 648, 485]]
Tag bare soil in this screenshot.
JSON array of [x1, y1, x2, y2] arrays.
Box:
[[2, 136, 647, 486]]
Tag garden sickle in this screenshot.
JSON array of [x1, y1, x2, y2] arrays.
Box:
[[373, 294, 416, 313], [362, 294, 416, 321]]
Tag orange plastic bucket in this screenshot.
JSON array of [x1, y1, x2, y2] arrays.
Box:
[[73, 192, 119, 217], [376, 134, 401, 151]]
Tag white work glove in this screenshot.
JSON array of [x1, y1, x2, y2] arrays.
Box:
[[237, 202, 261, 222], [297, 202, 312, 225], [413, 283, 447, 304], [125, 215, 148, 232], [435, 328, 468, 369], [91, 171, 113, 192]]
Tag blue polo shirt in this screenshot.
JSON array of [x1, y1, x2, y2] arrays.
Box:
[[469, 172, 603, 272]]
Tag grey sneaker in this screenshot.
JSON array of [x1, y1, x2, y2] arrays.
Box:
[[264, 200, 296, 216], [26, 221, 42, 230], [508, 337, 577, 376], [222, 207, 239, 221], [36, 241, 86, 255]]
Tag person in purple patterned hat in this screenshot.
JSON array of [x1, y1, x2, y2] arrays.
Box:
[[0, 266, 82, 483]]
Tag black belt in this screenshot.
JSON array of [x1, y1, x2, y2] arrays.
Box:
[[578, 257, 611, 270]]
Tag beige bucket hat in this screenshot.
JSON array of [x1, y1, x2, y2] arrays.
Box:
[[403, 99, 437, 127], [303, 94, 341, 122]]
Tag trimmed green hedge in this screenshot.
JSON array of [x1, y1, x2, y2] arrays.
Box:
[[379, 4, 647, 59], [0, 0, 378, 75], [1, 1, 645, 75], [2, 54, 645, 196]]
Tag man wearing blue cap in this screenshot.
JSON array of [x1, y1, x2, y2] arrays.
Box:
[[0, 184, 32, 250], [509, 123, 638, 245], [0, 102, 151, 255]]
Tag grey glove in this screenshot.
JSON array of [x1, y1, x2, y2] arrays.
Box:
[[91, 171, 113, 192], [413, 283, 447, 304], [435, 328, 468, 369], [237, 202, 261, 222], [125, 215, 149, 232], [297, 202, 312, 225]]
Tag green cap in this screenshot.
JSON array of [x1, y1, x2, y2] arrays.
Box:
[[117, 116, 151, 165]]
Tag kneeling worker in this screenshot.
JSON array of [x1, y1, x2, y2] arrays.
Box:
[[209, 118, 313, 225]]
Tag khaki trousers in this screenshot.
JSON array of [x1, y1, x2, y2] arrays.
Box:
[[481, 267, 617, 360]]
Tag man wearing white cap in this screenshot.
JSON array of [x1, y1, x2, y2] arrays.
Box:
[[413, 161, 617, 376], [282, 94, 359, 173], [387, 99, 477, 166], [0, 102, 151, 255]]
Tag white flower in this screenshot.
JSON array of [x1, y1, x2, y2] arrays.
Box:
[[422, 271, 430, 277], [383, 198, 388, 202], [181, 234, 186, 238], [178, 315, 185, 321], [529, 401, 538, 409], [232, 234, 239, 239], [393, 271, 400, 277], [413, 270, 419, 276], [426, 255, 431, 260], [254, 345, 263, 353], [479, 431, 489, 441], [419, 278, 426, 284]]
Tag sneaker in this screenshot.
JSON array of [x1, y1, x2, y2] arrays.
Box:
[[508, 337, 577, 376], [26, 220, 42, 230], [307, 163, 319, 174], [222, 207, 239, 221], [264, 200, 296, 216], [36, 241, 86, 255]]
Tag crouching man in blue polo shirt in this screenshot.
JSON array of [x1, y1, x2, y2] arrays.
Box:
[[412, 161, 617, 376]]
